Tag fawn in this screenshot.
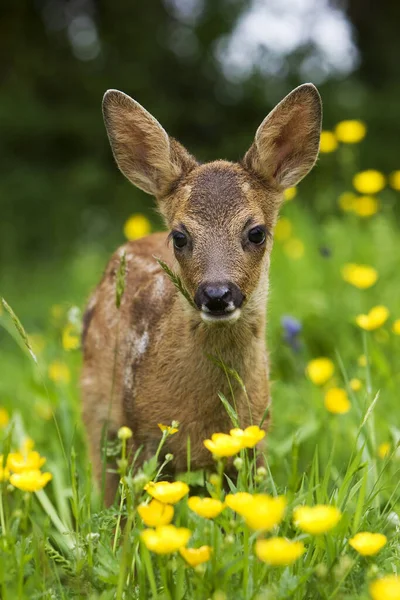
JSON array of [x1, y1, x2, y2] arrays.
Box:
[[81, 84, 322, 502]]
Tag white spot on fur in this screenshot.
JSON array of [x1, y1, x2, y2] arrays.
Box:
[[137, 330, 149, 356], [242, 182, 251, 193]]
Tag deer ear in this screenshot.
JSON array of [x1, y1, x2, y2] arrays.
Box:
[[102, 90, 197, 196], [243, 84, 322, 189]]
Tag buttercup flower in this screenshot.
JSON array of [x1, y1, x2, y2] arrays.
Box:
[[7, 450, 46, 473], [274, 217, 292, 242], [349, 378, 362, 392], [378, 443, 391, 459], [338, 192, 357, 212], [306, 358, 335, 386], [145, 481, 189, 504], [203, 433, 243, 458], [353, 170, 385, 195], [335, 120, 366, 143], [140, 525, 191, 554], [188, 496, 224, 519], [284, 238, 304, 260], [319, 131, 338, 153], [62, 324, 80, 351], [370, 575, 400, 600], [352, 196, 380, 217], [389, 170, 400, 191], [10, 469, 52, 492], [255, 537, 305, 566], [293, 505, 341, 535], [0, 407, 9, 429], [341, 264, 378, 289], [229, 426, 265, 449], [393, 320, 400, 335], [356, 306, 389, 331], [48, 361, 71, 384], [349, 532, 387, 556], [284, 187, 297, 201], [225, 492, 254, 513], [324, 388, 351, 414], [123, 214, 151, 241], [0, 455, 10, 482], [179, 545, 212, 567], [158, 423, 179, 436], [138, 499, 174, 527], [117, 426, 133, 440], [227, 493, 286, 531]]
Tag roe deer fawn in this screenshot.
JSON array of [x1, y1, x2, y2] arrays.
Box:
[[81, 84, 322, 503]]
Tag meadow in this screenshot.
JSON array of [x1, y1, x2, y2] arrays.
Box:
[[1, 121, 400, 599]]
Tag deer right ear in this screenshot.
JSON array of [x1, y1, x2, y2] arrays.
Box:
[[102, 90, 197, 197], [243, 84, 322, 190]]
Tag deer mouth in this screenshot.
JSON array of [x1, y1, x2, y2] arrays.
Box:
[[200, 306, 241, 323]]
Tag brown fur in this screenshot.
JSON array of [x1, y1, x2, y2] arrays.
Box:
[[82, 84, 322, 504]]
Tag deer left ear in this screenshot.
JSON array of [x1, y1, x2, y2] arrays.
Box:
[[243, 83, 322, 189]]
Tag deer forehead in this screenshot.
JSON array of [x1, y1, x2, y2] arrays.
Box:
[[171, 161, 267, 229]]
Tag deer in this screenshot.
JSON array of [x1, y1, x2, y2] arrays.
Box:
[[81, 83, 322, 504]]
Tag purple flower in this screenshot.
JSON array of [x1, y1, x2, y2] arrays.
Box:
[[281, 315, 302, 351]]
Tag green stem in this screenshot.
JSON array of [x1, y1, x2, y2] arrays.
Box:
[[113, 481, 125, 554], [0, 487, 6, 537], [158, 556, 172, 600], [243, 527, 250, 599]]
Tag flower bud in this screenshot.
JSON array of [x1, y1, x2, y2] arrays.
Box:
[[165, 453, 174, 462], [256, 466, 267, 477], [118, 426, 133, 440], [209, 474, 220, 487], [233, 457, 243, 471]]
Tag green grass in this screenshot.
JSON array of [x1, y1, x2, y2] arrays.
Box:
[[1, 175, 400, 598]]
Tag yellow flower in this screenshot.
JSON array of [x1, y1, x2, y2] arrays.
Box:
[[358, 354, 367, 367], [370, 575, 400, 600], [158, 423, 179, 436], [0, 407, 10, 429], [335, 120, 366, 144], [203, 433, 243, 458], [48, 361, 71, 384], [179, 545, 212, 567], [378, 442, 391, 459], [349, 378, 362, 392], [0, 455, 10, 482], [293, 505, 341, 535], [274, 217, 292, 242], [229, 425, 265, 449], [227, 493, 286, 531], [117, 426, 133, 440], [10, 469, 52, 492], [324, 388, 351, 415], [255, 537, 305, 566], [352, 195, 380, 217], [188, 496, 224, 519], [353, 170, 385, 195], [356, 306, 389, 331], [145, 481, 189, 504], [284, 238, 304, 260], [62, 324, 80, 351], [284, 187, 297, 201], [393, 320, 400, 335], [140, 525, 191, 554], [138, 499, 174, 527], [7, 450, 46, 473], [123, 214, 151, 241], [349, 532, 387, 556], [389, 171, 400, 191], [319, 131, 338, 153], [306, 357, 335, 386], [341, 264, 378, 289], [225, 492, 254, 513], [338, 192, 357, 212]]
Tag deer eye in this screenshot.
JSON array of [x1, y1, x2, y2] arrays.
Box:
[[172, 231, 188, 249], [248, 226, 266, 245]]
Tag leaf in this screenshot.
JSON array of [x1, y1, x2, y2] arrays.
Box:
[[218, 392, 239, 427], [154, 257, 196, 309], [1, 297, 37, 363], [115, 252, 127, 309]]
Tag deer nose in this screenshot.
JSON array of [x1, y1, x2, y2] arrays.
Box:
[[195, 282, 244, 315]]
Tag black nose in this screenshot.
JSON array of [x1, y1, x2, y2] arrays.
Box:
[[194, 282, 244, 315]]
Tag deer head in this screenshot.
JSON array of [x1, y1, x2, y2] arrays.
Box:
[[102, 84, 322, 323]]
